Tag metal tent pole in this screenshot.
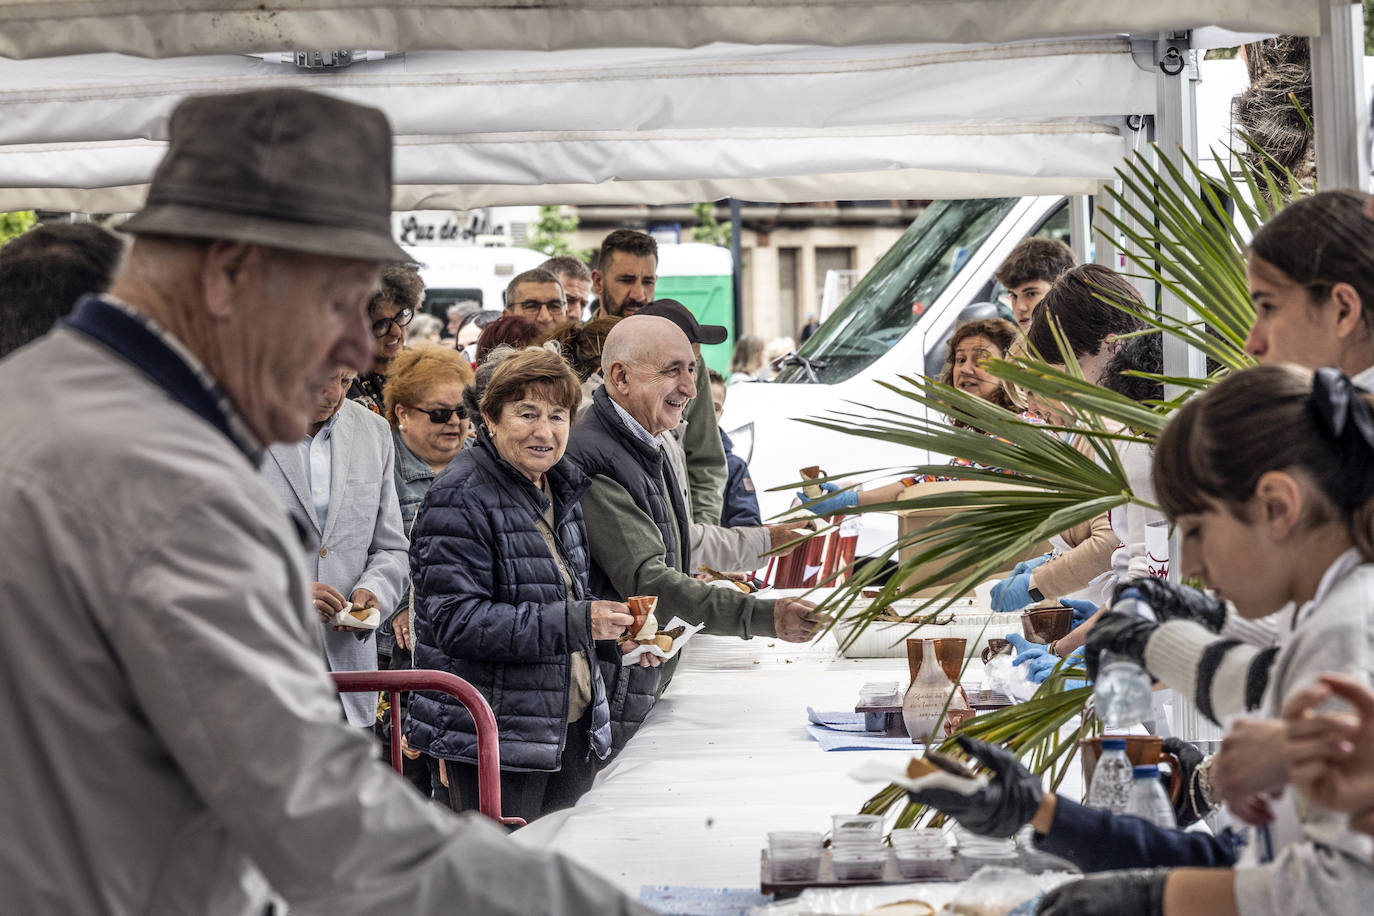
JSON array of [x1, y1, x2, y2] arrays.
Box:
[[1311, 0, 1371, 192]]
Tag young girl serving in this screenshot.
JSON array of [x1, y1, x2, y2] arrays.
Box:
[[1043, 363, 1374, 916]]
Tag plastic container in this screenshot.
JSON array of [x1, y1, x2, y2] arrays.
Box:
[[831, 814, 883, 837], [1126, 765, 1177, 828], [1094, 590, 1157, 727], [830, 845, 886, 880], [890, 827, 952, 879], [767, 831, 822, 881], [1086, 737, 1133, 815], [953, 824, 1017, 864]]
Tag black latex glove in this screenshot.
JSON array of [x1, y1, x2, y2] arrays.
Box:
[[1037, 869, 1167, 916], [1083, 611, 1158, 683], [1161, 737, 1210, 827], [905, 733, 1043, 837], [1112, 577, 1226, 632]]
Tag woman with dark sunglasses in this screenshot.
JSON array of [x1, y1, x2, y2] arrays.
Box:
[[349, 264, 424, 415]]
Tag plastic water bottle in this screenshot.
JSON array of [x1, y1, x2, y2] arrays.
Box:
[[1086, 737, 1133, 815], [1093, 589, 1155, 727], [1126, 764, 1177, 828]]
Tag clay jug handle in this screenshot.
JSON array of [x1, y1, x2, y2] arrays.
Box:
[[1159, 751, 1184, 805]]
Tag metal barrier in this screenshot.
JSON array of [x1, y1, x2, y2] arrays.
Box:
[[331, 670, 526, 827]]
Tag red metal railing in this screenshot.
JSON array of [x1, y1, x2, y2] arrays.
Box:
[[331, 670, 525, 827]]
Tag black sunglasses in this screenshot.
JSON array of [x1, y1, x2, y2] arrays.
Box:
[[409, 403, 468, 424], [371, 307, 415, 338]]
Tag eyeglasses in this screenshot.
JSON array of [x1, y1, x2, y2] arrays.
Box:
[[371, 307, 414, 338], [409, 404, 468, 424], [511, 298, 566, 318]]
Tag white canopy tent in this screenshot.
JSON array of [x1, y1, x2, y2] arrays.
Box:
[[0, 40, 1155, 211], [0, 1, 1324, 59]]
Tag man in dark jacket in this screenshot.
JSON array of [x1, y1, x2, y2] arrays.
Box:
[[563, 315, 826, 747]]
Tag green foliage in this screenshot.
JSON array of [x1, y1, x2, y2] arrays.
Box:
[[809, 142, 1303, 824], [690, 201, 732, 248], [0, 210, 37, 246], [526, 205, 592, 262]]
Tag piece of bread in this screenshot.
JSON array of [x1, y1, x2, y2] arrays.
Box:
[[348, 607, 371, 623], [905, 757, 941, 780], [652, 634, 673, 652]]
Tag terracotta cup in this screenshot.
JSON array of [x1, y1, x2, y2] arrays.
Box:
[[980, 638, 1011, 664], [1021, 605, 1073, 644], [905, 637, 968, 684], [626, 595, 657, 636], [1079, 735, 1183, 804], [799, 466, 824, 500]]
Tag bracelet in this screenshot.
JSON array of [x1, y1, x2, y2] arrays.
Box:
[[1192, 754, 1218, 811], [900, 476, 919, 488], [1047, 640, 1060, 658]]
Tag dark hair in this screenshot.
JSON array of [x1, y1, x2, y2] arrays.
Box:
[[369, 263, 424, 317], [937, 317, 1021, 421], [1027, 264, 1148, 364], [1101, 332, 1164, 404], [381, 345, 474, 429], [1249, 190, 1374, 339], [708, 368, 726, 387], [731, 334, 765, 374], [994, 236, 1075, 290], [480, 347, 582, 424], [503, 267, 562, 310], [543, 314, 621, 382], [597, 229, 657, 272], [0, 223, 124, 357], [457, 309, 502, 336], [1154, 364, 1374, 558], [540, 255, 591, 283], [475, 315, 541, 364]]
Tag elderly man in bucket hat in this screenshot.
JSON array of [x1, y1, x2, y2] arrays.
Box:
[[0, 88, 648, 916]]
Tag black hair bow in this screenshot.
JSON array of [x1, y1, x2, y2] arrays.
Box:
[[1308, 367, 1374, 508]]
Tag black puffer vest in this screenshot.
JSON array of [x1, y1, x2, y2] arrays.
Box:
[[563, 386, 693, 751]]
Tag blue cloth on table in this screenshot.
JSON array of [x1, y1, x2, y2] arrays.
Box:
[[806, 724, 922, 751], [638, 886, 772, 915], [805, 707, 872, 732]]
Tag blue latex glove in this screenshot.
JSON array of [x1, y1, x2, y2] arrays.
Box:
[[1063, 598, 1098, 630], [1005, 633, 1048, 668], [990, 572, 1033, 613], [1010, 553, 1052, 577], [796, 481, 858, 515]]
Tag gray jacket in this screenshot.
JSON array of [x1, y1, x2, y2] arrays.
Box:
[[261, 399, 408, 725], [0, 321, 648, 915]]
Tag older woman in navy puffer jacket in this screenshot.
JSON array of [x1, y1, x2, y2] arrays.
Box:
[[405, 348, 640, 823]]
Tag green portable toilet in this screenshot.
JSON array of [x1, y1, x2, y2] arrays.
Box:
[[654, 242, 734, 375]]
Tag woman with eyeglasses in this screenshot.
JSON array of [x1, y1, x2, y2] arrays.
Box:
[[349, 264, 424, 415], [373, 344, 476, 799]]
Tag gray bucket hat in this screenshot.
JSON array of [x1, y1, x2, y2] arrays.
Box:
[[122, 88, 408, 263]]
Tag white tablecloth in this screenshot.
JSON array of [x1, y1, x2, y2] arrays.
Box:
[[514, 618, 929, 893]]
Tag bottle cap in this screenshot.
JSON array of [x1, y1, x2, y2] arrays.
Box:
[[1132, 765, 1159, 779], [1100, 738, 1128, 751]]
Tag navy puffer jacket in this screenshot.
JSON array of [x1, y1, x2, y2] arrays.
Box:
[[404, 429, 611, 771]]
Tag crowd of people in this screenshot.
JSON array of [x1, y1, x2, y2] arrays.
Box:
[[5, 83, 1374, 916]]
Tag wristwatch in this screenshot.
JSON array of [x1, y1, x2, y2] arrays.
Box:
[[1027, 583, 1045, 602]]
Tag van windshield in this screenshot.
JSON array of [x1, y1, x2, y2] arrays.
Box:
[[774, 197, 1018, 384]]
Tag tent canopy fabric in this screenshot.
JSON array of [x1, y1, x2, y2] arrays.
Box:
[[0, 1, 1322, 60], [0, 39, 1159, 210]]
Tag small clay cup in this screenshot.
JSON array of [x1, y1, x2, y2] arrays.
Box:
[[626, 595, 657, 636], [905, 637, 968, 684], [980, 638, 1011, 664], [800, 465, 824, 500], [1021, 605, 1073, 644]]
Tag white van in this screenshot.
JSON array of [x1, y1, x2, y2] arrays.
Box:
[[719, 195, 1071, 555], [402, 245, 547, 319]]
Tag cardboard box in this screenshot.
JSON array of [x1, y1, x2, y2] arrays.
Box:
[[894, 480, 1053, 596]]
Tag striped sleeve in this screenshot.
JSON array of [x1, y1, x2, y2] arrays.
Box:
[[1143, 619, 1279, 726]]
